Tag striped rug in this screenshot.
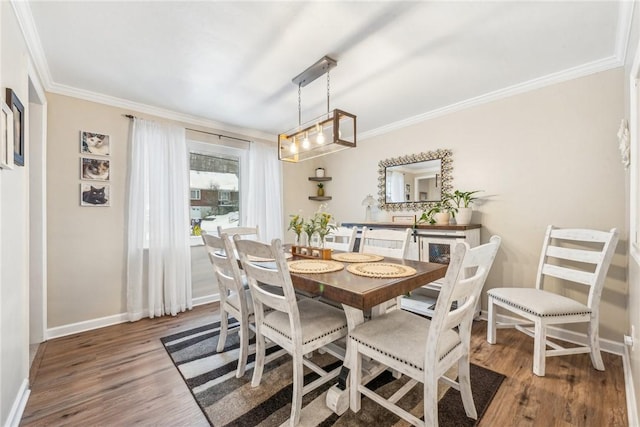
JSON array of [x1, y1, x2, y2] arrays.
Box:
[[161, 320, 504, 427]]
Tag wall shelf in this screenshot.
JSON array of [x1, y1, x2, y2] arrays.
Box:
[[309, 196, 332, 201], [308, 177, 332, 182]]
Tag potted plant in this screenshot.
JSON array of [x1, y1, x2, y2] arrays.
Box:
[[317, 182, 325, 197], [449, 190, 482, 225], [417, 195, 456, 225]]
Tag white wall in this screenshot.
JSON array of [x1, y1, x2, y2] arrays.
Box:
[[284, 67, 628, 342], [1, 2, 31, 424]]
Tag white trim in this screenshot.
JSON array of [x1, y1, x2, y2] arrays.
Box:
[[45, 295, 220, 339], [479, 312, 624, 355], [46, 313, 130, 340], [615, 1, 636, 63], [193, 294, 220, 307], [9, 1, 52, 89], [4, 379, 29, 427], [624, 345, 639, 427], [360, 56, 624, 140]]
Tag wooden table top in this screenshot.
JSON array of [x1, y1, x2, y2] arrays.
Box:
[[289, 256, 447, 311]]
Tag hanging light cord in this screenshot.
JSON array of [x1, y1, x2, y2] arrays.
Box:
[[298, 83, 302, 126], [326, 69, 331, 117]]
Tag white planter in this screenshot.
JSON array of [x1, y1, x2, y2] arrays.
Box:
[[434, 212, 450, 225], [456, 207, 473, 225]]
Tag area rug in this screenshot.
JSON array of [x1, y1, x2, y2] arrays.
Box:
[[161, 320, 504, 427]]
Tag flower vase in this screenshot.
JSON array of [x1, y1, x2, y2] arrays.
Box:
[[310, 232, 321, 248]]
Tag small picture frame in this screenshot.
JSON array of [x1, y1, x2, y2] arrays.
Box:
[[6, 88, 24, 166], [80, 131, 110, 156], [0, 101, 14, 169], [80, 183, 110, 207], [392, 215, 416, 224], [80, 157, 110, 181]]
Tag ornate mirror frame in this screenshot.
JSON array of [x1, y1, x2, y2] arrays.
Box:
[[377, 149, 453, 212]]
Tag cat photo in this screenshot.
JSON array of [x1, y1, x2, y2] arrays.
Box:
[[80, 131, 110, 156], [81, 157, 110, 181], [80, 183, 110, 207]]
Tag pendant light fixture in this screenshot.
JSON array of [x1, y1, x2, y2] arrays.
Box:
[[278, 56, 356, 162]]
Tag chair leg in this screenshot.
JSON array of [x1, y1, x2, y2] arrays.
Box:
[[217, 310, 228, 353], [236, 320, 249, 378], [251, 329, 266, 387], [458, 356, 478, 420], [290, 354, 304, 426], [533, 319, 546, 376], [588, 318, 605, 371], [423, 369, 438, 427], [349, 342, 362, 413], [486, 297, 496, 344]]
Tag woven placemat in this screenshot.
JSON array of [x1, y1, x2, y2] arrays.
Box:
[[288, 259, 344, 274], [347, 262, 417, 278], [331, 252, 384, 263]]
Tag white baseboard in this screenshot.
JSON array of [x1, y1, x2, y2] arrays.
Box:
[[46, 295, 220, 340], [5, 379, 29, 427], [623, 345, 639, 427], [478, 311, 625, 355]]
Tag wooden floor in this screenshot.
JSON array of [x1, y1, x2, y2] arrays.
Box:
[[21, 303, 627, 426]]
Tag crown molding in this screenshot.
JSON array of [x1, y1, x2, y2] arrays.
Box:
[[46, 81, 275, 141], [615, 0, 636, 63], [10, 0, 53, 89], [359, 55, 624, 141]]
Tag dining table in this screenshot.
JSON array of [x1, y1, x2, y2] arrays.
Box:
[[286, 252, 448, 415]]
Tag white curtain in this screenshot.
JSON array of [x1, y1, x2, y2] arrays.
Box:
[[126, 118, 192, 321], [244, 141, 284, 242], [389, 171, 405, 202]]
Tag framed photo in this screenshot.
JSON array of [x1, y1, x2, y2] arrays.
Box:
[[80, 183, 110, 207], [6, 88, 24, 166], [80, 157, 110, 181], [392, 215, 416, 224], [0, 101, 14, 169], [80, 131, 110, 156]]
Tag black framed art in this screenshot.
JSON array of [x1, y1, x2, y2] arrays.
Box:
[[6, 88, 24, 167]]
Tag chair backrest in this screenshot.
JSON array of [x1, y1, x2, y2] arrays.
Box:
[[218, 225, 260, 241], [359, 227, 412, 259], [427, 236, 501, 362], [233, 237, 300, 330], [535, 225, 618, 309], [202, 232, 247, 310], [324, 226, 357, 252]]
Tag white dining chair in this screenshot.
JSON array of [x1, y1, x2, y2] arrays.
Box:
[[359, 227, 412, 259], [234, 236, 348, 426], [202, 231, 253, 377], [349, 236, 501, 427], [487, 225, 618, 376], [324, 226, 357, 252], [359, 227, 412, 310], [218, 225, 260, 241]]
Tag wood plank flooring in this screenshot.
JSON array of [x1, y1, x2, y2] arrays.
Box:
[[21, 303, 627, 426]]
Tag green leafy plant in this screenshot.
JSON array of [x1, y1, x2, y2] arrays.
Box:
[[317, 182, 324, 189], [314, 211, 337, 242], [303, 217, 316, 243], [417, 194, 456, 224], [448, 190, 482, 208], [288, 214, 304, 241]]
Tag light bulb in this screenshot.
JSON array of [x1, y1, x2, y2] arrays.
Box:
[[289, 139, 297, 153], [302, 132, 310, 149], [316, 124, 325, 144]]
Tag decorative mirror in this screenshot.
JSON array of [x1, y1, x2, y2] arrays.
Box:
[[377, 149, 453, 211]]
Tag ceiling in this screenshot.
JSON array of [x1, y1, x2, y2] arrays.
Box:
[[21, 1, 631, 140]]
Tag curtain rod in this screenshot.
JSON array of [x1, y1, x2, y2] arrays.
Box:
[[123, 114, 252, 143]]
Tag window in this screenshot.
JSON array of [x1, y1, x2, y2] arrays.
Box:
[[189, 141, 245, 241]]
